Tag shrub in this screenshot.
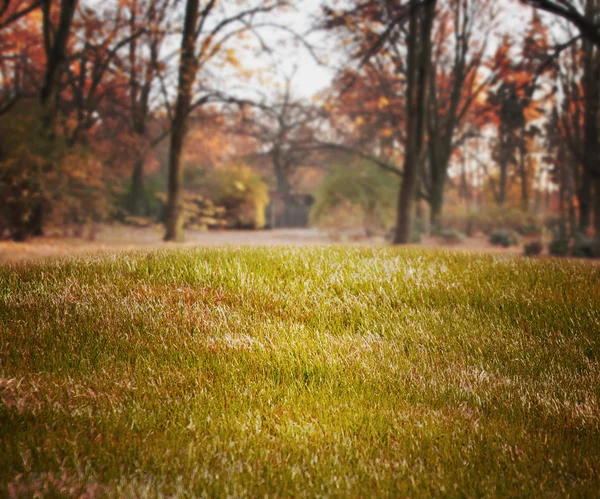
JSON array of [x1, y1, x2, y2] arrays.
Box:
[[549, 236, 570, 256], [200, 164, 269, 229], [490, 229, 521, 247], [413, 217, 428, 235], [524, 241, 543, 256], [410, 227, 423, 243], [310, 161, 398, 236], [572, 233, 595, 258], [519, 223, 543, 236], [0, 102, 120, 240], [439, 228, 465, 244], [441, 205, 543, 236]]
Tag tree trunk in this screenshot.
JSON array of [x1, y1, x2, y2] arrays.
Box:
[[566, 164, 577, 236], [579, 172, 592, 233], [519, 131, 528, 211], [40, 0, 77, 109], [580, 3, 600, 234], [164, 0, 199, 241], [393, 0, 436, 244], [272, 154, 293, 227], [594, 178, 600, 256], [429, 179, 444, 235], [497, 156, 508, 206], [129, 159, 147, 216]]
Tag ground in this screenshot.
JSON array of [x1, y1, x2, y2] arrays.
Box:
[[1, 244, 598, 496], [0, 225, 523, 262]]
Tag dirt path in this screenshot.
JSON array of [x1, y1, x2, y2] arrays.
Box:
[[0, 225, 522, 263]]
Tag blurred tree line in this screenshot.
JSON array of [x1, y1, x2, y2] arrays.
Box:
[[0, 0, 599, 257]]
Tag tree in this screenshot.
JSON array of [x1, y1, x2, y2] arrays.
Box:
[[394, 0, 436, 244], [229, 76, 324, 226], [0, 0, 43, 32], [522, 0, 600, 46], [426, 0, 499, 232], [555, 0, 600, 234], [163, 0, 288, 241], [124, 0, 173, 216], [323, 0, 437, 244], [40, 0, 77, 120], [485, 14, 554, 210]]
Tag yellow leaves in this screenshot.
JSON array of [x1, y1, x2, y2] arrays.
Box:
[[378, 97, 390, 109], [225, 48, 240, 68], [355, 116, 365, 126], [28, 9, 44, 28], [380, 128, 394, 138]]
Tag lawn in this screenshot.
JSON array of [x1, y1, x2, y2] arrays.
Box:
[[1, 246, 599, 497]]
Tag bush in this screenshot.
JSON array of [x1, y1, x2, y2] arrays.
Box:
[[0, 102, 119, 240], [441, 206, 543, 236], [546, 230, 597, 259], [439, 228, 465, 244], [572, 233, 595, 258], [310, 161, 398, 236], [200, 164, 269, 229], [519, 223, 543, 236], [524, 241, 543, 256], [413, 217, 428, 235], [549, 236, 570, 256], [410, 227, 423, 243], [490, 229, 521, 247]]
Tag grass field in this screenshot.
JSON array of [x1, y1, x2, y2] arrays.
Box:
[[1, 246, 599, 497]]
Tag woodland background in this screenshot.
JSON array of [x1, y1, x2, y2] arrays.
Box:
[[1, 0, 599, 258]]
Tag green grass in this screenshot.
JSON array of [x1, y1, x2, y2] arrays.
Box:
[[1, 246, 599, 497]]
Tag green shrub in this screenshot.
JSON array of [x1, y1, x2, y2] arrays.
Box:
[[490, 229, 521, 247], [441, 206, 542, 236], [549, 236, 570, 256], [310, 161, 398, 236], [572, 233, 595, 258], [410, 227, 422, 243], [439, 228, 465, 244], [200, 164, 269, 229], [519, 223, 543, 236], [524, 241, 543, 256], [413, 217, 428, 235]]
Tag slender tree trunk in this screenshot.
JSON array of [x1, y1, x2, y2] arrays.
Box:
[[581, 3, 600, 234], [594, 178, 600, 255], [568, 184, 577, 237], [498, 157, 508, 206], [429, 179, 444, 234], [427, 144, 443, 235], [164, 0, 199, 241], [519, 131, 528, 211], [393, 0, 436, 244], [557, 165, 565, 233], [40, 0, 77, 109], [579, 172, 592, 233], [566, 164, 577, 236], [272, 154, 293, 227], [129, 159, 147, 216]]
